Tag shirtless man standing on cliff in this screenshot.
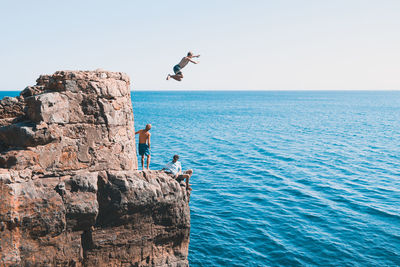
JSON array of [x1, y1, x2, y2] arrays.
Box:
[[135, 124, 151, 170], [166, 51, 200, 81]]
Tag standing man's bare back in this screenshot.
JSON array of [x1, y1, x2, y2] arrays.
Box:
[[138, 129, 150, 144], [135, 124, 151, 170]]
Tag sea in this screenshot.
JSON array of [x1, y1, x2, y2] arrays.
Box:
[[2, 90, 400, 266]]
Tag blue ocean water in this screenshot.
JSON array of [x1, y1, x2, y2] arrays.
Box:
[[2, 90, 400, 266]]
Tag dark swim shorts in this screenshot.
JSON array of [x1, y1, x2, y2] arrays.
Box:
[[173, 64, 182, 75], [138, 143, 150, 156], [164, 171, 184, 182]]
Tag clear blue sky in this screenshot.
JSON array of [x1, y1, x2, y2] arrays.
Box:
[[1, 0, 399, 90]]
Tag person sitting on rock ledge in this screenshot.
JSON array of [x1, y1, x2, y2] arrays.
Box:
[[162, 155, 193, 191], [135, 124, 151, 170]]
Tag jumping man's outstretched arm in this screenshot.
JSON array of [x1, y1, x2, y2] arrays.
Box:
[[135, 130, 141, 135], [187, 57, 200, 64]]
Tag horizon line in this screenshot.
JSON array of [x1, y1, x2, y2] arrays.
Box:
[[1, 89, 400, 92], [133, 89, 400, 92]]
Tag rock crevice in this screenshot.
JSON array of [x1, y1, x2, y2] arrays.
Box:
[[0, 70, 190, 266]]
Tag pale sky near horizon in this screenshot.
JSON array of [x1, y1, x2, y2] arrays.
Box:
[[1, 0, 399, 91]]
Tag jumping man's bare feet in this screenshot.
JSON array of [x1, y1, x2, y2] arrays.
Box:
[[166, 74, 170, 80]]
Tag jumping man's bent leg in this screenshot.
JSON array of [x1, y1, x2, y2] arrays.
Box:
[[169, 74, 182, 81], [169, 71, 184, 81]]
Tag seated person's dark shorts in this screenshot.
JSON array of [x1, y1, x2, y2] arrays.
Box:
[[164, 171, 185, 182]]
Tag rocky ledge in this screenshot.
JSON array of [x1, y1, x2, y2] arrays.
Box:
[[0, 70, 190, 266]]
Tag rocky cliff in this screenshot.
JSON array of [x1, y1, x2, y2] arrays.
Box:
[[0, 70, 190, 266]]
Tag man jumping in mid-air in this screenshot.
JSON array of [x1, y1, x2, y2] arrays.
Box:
[[166, 51, 200, 81]]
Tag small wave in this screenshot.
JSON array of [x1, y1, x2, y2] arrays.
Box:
[[252, 144, 296, 162]]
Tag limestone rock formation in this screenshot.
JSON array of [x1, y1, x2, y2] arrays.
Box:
[[0, 71, 190, 266]]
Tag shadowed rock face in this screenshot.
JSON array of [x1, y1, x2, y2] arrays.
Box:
[[0, 71, 190, 266]]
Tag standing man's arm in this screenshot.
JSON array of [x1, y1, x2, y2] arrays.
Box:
[[147, 133, 151, 149]]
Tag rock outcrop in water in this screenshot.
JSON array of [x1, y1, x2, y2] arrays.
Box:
[[0, 70, 190, 266]]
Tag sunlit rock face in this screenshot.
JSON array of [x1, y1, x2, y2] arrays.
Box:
[[0, 71, 190, 266]]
